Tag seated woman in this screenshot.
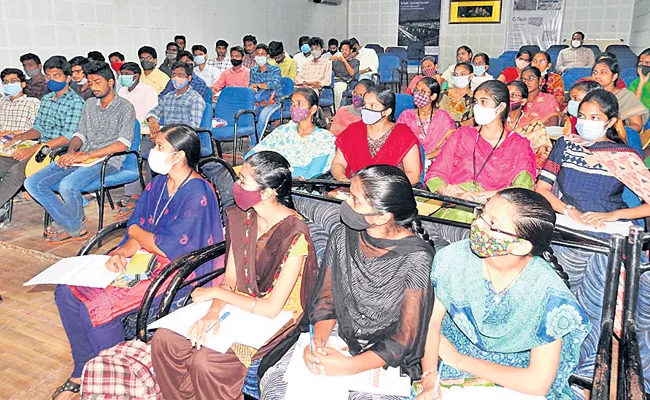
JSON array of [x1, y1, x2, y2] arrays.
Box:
[[520, 66, 561, 127], [497, 49, 532, 84], [629, 48, 650, 110], [329, 79, 375, 136], [425, 80, 537, 225], [396, 77, 456, 164], [246, 88, 335, 178], [405, 56, 443, 95], [260, 165, 435, 398], [151, 151, 318, 400], [506, 80, 552, 171], [561, 80, 603, 135], [536, 89, 650, 378], [439, 62, 474, 125], [531, 51, 565, 105], [416, 188, 590, 400], [592, 58, 649, 133], [469, 52, 494, 91], [51, 125, 224, 400], [332, 86, 422, 185]]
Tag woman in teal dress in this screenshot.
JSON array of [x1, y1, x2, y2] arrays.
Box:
[[417, 188, 590, 400]]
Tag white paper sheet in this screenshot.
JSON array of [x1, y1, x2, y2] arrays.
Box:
[[148, 302, 294, 354], [555, 213, 633, 236], [24, 255, 118, 288]]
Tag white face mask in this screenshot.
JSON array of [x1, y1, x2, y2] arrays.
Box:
[[515, 58, 529, 70], [576, 118, 608, 141], [571, 40, 582, 48], [148, 149, 178, 175], [254, 56, 267, 67], [452, 75, 470, 88], [567, 100, 580, 117], [473, 104, 500, 126]]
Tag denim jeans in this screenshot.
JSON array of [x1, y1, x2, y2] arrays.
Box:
[[24, 162, 117, 236]]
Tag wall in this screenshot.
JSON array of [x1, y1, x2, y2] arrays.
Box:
[[630, 0, 650, 54], [348, 0, 399, 48], [0, 0, 348, 69], [562, 0, 635, 44]]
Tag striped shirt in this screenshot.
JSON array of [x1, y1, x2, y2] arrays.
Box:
[[32, 88, 85, 141], [208, 54, 232, 75], [0, 94, 40, 132], [295, 58, 333, 87], [146, 88, 205, 129]]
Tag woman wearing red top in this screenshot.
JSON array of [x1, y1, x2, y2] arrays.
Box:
[[498, 49, 532, 84]]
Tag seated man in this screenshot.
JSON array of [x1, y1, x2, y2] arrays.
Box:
[[24, 61, 134, 243], [242, 34, 258, 69], [146, 62, 205, 138], [192, 44, 220, 87], [118, 62, 158, 123], [294, 35, 312, 72], [160, 42, 179, 77], [108, 51, 125, 91], [159, 51, 210, 99], [138, 46, 170, 94], [211, 46, 250, 97], [295, 36, 332, 90], [331, 39, 359, 108], [350, 37, 378, 80], [324, 37, 341, 60], [209, 39, 231, 75], [269, 41, 297, 82], [556, 31, 596, 73], [87, 51, 105, 62], [20, 53, 50, 99], [69, 56, 94, 100], [249, 43, 282, 108]]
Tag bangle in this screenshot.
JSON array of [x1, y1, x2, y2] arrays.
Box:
[[219, 283, 234, 292], [563, 204, 575, 216], [250, 297, 257, 314]]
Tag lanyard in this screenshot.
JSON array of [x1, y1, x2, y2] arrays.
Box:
[[473, 127, 505, 185], [152, 170, 193, 227], [508, 111, 524, 132], [417, 107, 434, 139]]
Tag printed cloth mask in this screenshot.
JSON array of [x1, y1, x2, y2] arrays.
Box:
[[232, 181, 263, 211], [413, 91, 432, 108], [510, 100, 523, 110], [352, 94, 364, 108], [469, 224, 520, 258], [290, 105, 311, 123], [25, 69, 41, 78], [423, 67, 437, 77]]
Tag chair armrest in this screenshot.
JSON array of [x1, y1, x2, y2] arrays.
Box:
[[371, 73, 380, 85], [234, 109, 257, 123], [77, 220, 128, 256], [50, 145, 69, 159], [136, 241, 227, 342], [99, 150, 142, 185], [198, 156, 236, 180]]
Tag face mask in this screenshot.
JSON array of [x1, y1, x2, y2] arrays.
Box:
[[172, 77, 189, 90], [46, 79, 67, 92], [231, 59, 243, 67], [567, 100, 580, 117], [141, 60, 156, 70], [232, 181, 263, 211], [361, 108, 385, 125], [452, 75, 470, 89], [423, 67, 437, 77], [352, 94, 364, 109], [148, 149, 178, 175], [473, 104, 500, 125], [25, 68, 41, 78], [4, 82, 22, 97], [340, 201, 377, 231], [413, 91, 432, 108], [329, 49, 337, 55], [469, 224, 520, 258], [509, 100, 522, 110], [290, 105, 311, 123], [540, 69, 548, 76], [515, 58, 529, 70], [110, 62, 123, 72], [640, 65, 650, 77], [194, 55, 206, 65], [166, 53, 177, 61], [473, 65, 487, 76], [311, 50, 322, 59], [301, 44, 311, 54], [255, 56, 267, 66], [120, 75, 135, 88], [576, 118, 608, 141], [571, 40, 582, 48], [76, 77, 88, 85]]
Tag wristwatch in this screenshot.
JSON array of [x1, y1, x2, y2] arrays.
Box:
[[563, 204, 575, 216]]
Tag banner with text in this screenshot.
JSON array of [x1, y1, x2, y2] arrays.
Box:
[[398, 0, 442, 46], [505, 0, 565, 51]]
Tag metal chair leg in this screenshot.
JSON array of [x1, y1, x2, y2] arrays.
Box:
[[7, 196, 14, 223], [106, 190, 115, 210]]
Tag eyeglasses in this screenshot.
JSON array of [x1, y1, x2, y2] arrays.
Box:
[[520, 76, 537, 82], [532, 59, 548, 65], [509, 93, 523, 100], [475, 208, 519, 237], [140, 56, 154, 62]]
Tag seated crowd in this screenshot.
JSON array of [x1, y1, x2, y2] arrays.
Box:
[[1, 30, 650, 400]]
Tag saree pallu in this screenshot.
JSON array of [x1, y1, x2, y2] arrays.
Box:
[[523, 92, 561, 125], [540, 72, 565, 106], [615, 88, 649, 127], [396, 108, 456, 155], [330, 106, 362, 136], [513, 118, 552, 172]]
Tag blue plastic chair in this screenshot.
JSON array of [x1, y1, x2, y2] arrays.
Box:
[[365, 44, 384, 55], [407, 41, 425, 73], [520, 45, 540, 56], [386, 47, 409, 88], [617, 56, 639, 72], [374, 54, 404, 93], [319, 72, 336, 114], [194, 89, 216, 158], [546, 45, 568, 73], [620, 68, 640, 87], [269, 77, 295, 123], [561, 68, 592, 91], [340, 72, 360, 108], [499, 51, 518, 67], [395, 94, 414, 120], [489, 57, 505, 79], [605, 44, 636, 58], [211, 87, 258, 166]]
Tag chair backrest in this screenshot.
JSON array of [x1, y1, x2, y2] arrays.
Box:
[[199, 157, 236, 223], [279, 77, 295, 100], [407, 41, 425, 60], [489, 57, 505, 78], [122, 120, 141, 172], [377, 54, 401, 82], [617, 56, 638, 71], [519, 45, 540, 56], [547, 44, 568, 52], [561, 68, 592, 91], [395, 94, 414, 120], [386, 47, 408, 62], [214, 87, 256, 127], [584, 45, 601, 60], [365, 44, 384, 55], [620, 68, 640, 87], [500, 51, 518, 66], [605, 44, 634, 56], [546, 45, 567, 73]]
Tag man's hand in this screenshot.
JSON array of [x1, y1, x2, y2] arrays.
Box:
[[12, 144, 38, 161], [311, 81, 322, 89], [57, 152, 90, 168], [148, 119, 161, 137]]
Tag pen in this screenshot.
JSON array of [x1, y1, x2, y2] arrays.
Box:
[[195, 311, 231, 347], [432, 360, 443, 396], [309, 324, 315, 369]]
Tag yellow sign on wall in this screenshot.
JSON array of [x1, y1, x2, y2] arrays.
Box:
[[450, 1, 502, 24]]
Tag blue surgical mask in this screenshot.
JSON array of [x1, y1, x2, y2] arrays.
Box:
[[119, 75, 135, 88], [194, 55, 206, 65], [567, 100, 580, 117], [576, 118, 608, 141], [172, 77, 189, 90], [301, 44, 311, 54], [4, 82, 22, 97], [46, 79, 67, 92], [473, 65, 486, 76]]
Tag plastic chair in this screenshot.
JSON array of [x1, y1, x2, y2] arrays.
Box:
[[407, 41, 425, 73], [519, 45, 540, 56], [620, 68, 640, 87], [561, 68, 592, 91], [395, 93, 414, 120], [373, 54, 405, 93], [617, 56, 638, 72], [386, 47, 409, 87], [605, 44, 635, 58], [319, 71, 336, 114], [489, 57, 505, 78], [365, 44, 384, 55], [547, 45, 568, 73], [211, 87, 258, 166], [499, 51, 518, 67], [194, 89, 216, 158], [269, 77, 295, 124], [340, 72, 360, 108]]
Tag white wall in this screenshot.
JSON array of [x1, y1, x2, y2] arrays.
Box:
[[0, 0, 348, 69], [348, 0, 399, 48], [562, 0, 635, 44], [630, 0, 650, 54]]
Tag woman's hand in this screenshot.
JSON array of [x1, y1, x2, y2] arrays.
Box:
[[302, 337, 327, 374], [187, 310, 223, 350], [191, 287, 218, 303], [438, 337, 462, 369], [105, 252, 127, 272], [639, 67, 650, 86], [566, 207, 586, 225], [303, 345, 352, 376], [416, 372, 443, 400], [580, 210, 621, 228], [441, 184, 465, 198]]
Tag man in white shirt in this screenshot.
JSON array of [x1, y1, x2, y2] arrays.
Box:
[[293, 35, 312, 72], [208, 39, 231, 75], [556, 31, 596, 73], [350, 38, 378, 80], [191, 44, 220, 87]]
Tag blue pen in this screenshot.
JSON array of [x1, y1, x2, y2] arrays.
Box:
[[432, 360, 444, 396], [196, 311, 231, 347], [309, 324, 315, 368]]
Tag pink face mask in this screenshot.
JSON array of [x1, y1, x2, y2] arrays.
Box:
[[232, 181, 262, 211], [352, 95, 364, 108], [423, 67, 437, 77], [290, 105, 311, 123], [413, 91, 432, 108]]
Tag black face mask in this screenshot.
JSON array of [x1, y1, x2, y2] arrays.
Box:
[[231, 59, 243, 67], [339, 201, 378, 231], [329, 49, 338, 55], [640, 65, 650, 77], [140, 60, 155, 71]]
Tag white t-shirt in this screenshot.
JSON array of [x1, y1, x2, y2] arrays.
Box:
[[470, 74, 494, 91], [193, 64, 221, 88], [356, 48, 379, 79], [293, 52, 313, 72]]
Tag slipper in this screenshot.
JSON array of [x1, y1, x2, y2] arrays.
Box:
[[46, 229, 89, 244], [44, 216, 87, 237], [51, 378, 80, 400], [114, 198, 137, 218]]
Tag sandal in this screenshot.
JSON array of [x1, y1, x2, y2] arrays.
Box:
[[115, 198, 137, 218], [44, 216, 87, 237], [51, 378, 80, 399], [46, 229, 89, 244]]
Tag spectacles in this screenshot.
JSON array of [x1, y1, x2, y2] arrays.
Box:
[[140, 56, 154, 62], [520, 76, 537, 82], [532, 60, 548, 65], [475, 208, 519, 237], [509, 93, 523, 100]]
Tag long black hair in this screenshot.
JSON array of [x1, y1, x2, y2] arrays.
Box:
[[580, 89, 625, 144], [418, 76, 441, 104], [496, 188, 569, 287], [364, 86, 396, 122], [474, 80, 510, 124], [293, 87, 326, 128], [355, 165, 434, 249], [245, 151, 294, 209], [161, 124, 201, 169]]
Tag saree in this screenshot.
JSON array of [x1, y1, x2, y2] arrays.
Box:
[[540, 72, 565, 105], [70, 176, 224, 327], [523, 92, 561, 125], [439, 91, 473, 123], [615, 88, 649, 127], [628, 78, 650, 109], [330, 106, 361, 136], [432, 241, 591, 399], [396, 108, 456, 155], [508, 115, 552, 172], [336, 120, 421, 178]]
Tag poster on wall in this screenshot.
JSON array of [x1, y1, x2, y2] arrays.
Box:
[[398, 0, 442, 46], [505, 0, 565, 51]]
